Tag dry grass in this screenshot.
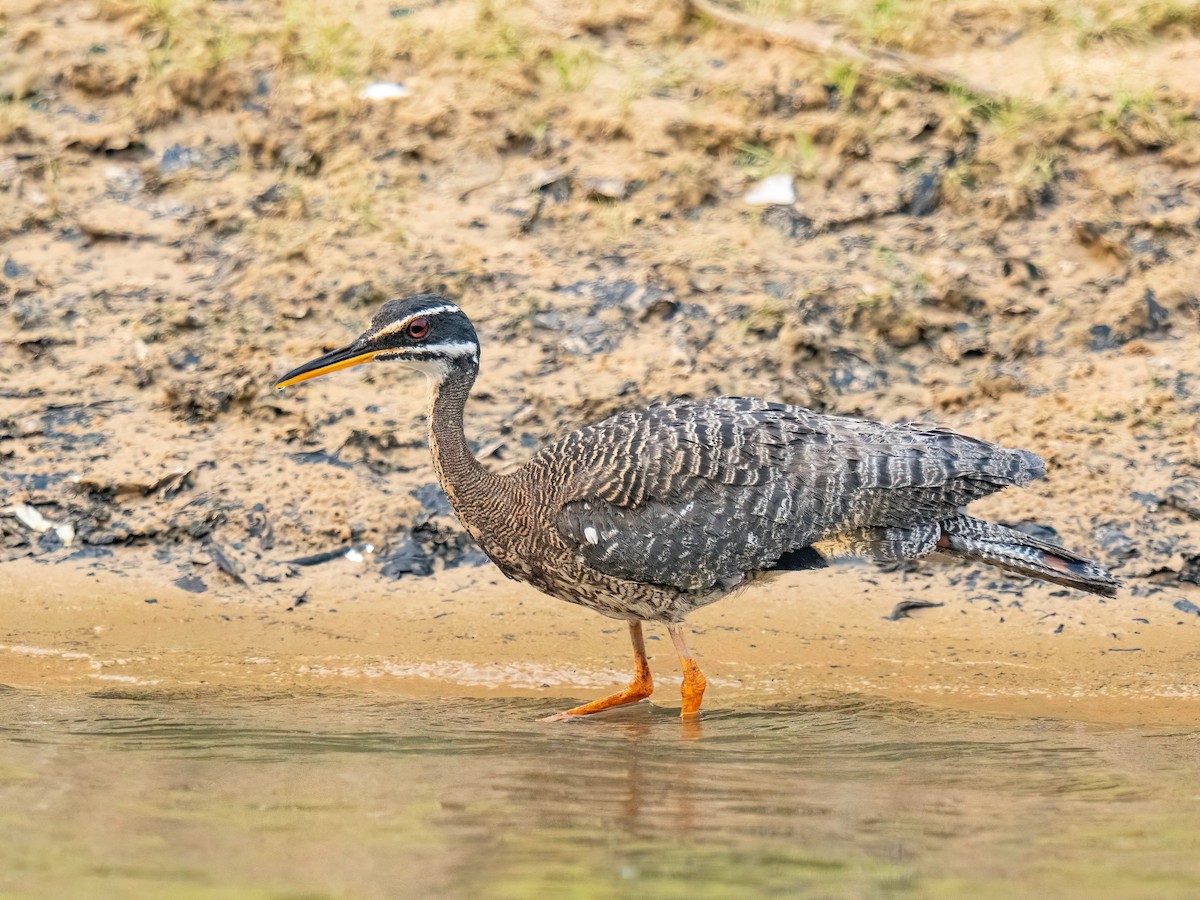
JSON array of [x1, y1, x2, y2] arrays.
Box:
[[3, 0, 1194, 253], [1038, 0, 1200, 46], [727, 0, 1200, 52], [1098, 89, 1193, 152]]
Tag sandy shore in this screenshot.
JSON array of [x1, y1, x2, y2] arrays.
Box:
[[3, 553, 1196, 727], [2, 0, 1198, 731]]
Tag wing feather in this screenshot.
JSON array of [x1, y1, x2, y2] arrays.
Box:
[[539, 398, 1043, 592]]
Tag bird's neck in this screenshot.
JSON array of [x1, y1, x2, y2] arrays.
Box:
[[427, 367, 493, 510]]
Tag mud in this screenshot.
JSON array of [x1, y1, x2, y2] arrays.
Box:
[[1, 0, 1198, 723]]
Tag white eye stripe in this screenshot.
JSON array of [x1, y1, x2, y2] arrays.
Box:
[[367, 305, 462, 341], [415, 304, 462, 317]]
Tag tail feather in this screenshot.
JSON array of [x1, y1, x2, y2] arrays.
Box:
[[940, 516, 1120, 598]]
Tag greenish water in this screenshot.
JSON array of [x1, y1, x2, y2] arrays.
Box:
[[0, 690, 1197, 899]]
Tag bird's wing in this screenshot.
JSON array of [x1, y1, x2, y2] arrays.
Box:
[[542, 398, 1043, 592]]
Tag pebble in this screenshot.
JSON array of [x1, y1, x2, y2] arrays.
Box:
[[744, 174, 796, 206], [78, 202, 174, 240], [580, 177, 629, 201], [359, 82, 409, 101]]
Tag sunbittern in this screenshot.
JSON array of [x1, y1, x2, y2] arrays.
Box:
[[276, 295, 1120, 720]]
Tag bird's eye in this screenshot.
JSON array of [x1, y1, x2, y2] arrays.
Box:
[[406, 316, 429, 340]]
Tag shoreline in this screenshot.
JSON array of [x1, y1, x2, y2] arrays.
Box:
[[3, 556, 1196, 728]]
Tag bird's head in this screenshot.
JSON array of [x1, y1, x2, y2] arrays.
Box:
[[274, 294, 479, 390]]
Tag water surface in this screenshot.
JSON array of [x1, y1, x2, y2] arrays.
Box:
[[1, 690, 1197, 898]]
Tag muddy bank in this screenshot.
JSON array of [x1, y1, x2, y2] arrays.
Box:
[[1, 0, 1198, 720]]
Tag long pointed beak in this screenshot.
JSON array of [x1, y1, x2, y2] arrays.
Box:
[[274, 344, 377, 390]]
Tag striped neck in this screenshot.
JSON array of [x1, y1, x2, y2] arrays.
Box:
[[427, 364, 492, 510]]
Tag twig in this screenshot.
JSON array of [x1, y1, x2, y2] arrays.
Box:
[[684, 0, 1006, 104]]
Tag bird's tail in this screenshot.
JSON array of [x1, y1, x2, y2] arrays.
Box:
[[939, 516, 1120, 598]]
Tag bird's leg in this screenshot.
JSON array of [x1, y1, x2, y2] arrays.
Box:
[[666, 623, 707, 717], [541, 621, 654, 722]]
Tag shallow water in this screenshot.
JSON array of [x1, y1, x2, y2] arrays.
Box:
[[0, 690, 1197, 899]]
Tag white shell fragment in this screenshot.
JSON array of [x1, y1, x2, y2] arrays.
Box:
[[584, 526, 599, 546], [743, 174, 796, 206], [8, 505, 75, 547], [359, 82, 409, 101], [56, 523, 75, 548], [344, 543, 374, 564], [12, 505, 52, 532]]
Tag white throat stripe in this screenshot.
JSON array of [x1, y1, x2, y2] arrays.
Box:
[[376, 340, 478, 361]]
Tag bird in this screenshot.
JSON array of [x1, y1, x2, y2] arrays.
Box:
[[275, 294, 1121, 720]]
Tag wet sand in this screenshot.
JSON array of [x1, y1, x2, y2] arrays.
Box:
[[3, 554, 1196, 727]]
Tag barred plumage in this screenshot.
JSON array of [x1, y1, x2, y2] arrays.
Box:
[[548, 398, 1047, 598], [277, 295, 1121, 719]]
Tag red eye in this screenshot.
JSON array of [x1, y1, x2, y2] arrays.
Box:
[[406, 316, 429, 340]]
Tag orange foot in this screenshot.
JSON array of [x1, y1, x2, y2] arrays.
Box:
[[542, 620, 654, 722], [679, 656, 707, 718], [667, 622, 707, 718], [540, 676, 653, 722]]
